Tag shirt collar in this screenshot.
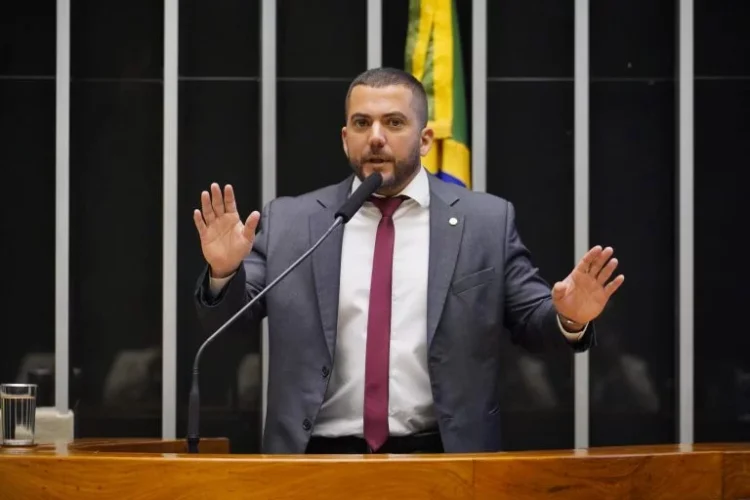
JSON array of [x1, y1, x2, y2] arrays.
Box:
[[350, 165, 430, 208]]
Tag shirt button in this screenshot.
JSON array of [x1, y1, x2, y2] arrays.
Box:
[[321, 366, 330, 378], [302, 418, 312, 431]]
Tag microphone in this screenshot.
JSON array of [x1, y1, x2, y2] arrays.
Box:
[[334, 171, 383, 221], [186, 172, 383, 453]]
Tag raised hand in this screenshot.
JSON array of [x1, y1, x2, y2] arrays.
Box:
[[193, 183, 260, 278], [551, 245, 625, 325]]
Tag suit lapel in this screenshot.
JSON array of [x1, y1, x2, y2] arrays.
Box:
[[426, 175, 464, 347], [310, 176, 353, 360], [308, 173, 463, 355]]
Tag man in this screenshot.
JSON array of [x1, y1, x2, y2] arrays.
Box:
[[193, 67, 624, 454]]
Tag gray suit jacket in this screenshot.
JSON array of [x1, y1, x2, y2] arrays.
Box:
[[194, 172, 594, 454]]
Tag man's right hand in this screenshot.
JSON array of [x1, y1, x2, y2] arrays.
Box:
[[193, 183, 260, 278]]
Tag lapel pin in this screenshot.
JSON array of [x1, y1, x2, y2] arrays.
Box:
[[449, 217, 458, 226]]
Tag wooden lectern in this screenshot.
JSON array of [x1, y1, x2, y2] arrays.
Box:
[[1, 439, 749, 498]]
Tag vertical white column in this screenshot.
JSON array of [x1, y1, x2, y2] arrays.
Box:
[[471, 0, 487, 193], [367, 0, 382, 68], [678, 0, 694, 446], [574, 0, 590, 449], [162, 0, 179, 439], [260, 0, 277, 436], [55, 0, 71, 416]]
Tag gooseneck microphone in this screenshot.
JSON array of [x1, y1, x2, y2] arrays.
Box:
[[186, 172, 383, 453]]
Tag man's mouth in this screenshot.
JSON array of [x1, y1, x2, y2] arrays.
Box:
[[365, 158, 390, 164]]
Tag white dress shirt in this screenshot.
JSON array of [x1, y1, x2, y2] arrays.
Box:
[[208, 167, 585, 438], [313, 166, 434, 437]]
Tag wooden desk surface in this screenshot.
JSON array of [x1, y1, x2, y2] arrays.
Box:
[[1, 440, 749, 499]]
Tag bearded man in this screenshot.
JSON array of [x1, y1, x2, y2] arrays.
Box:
[[192, 67, 624, 455]]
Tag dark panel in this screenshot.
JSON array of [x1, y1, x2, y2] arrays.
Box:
[[695, 0, 750, 76], [591, 0, 676, 78], [69, 82, 163, 437], [277, 80, 352, 197], [179, 0, 260, 77], [0, 1, 56, 76], [277, 0, 366, 78], [694, 80, 750, 442], [382, 0, 409, 70], [0, 81, 56, 405], [486, 82, 574, 451], [488, 0, 573, 78], [589, 81, 676, 446], [176, 81, 262, 453], [71, 0, 164, 79]]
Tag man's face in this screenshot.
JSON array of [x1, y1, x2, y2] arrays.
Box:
[[342, 85, 433, 196]]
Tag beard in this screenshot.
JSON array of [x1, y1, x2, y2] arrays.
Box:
[[348, 144, 422, 194]]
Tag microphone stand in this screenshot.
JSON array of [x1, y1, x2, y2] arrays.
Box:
[[186, 216, 345, 454]]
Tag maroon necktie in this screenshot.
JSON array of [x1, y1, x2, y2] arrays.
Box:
[[363, 195, 406, 451]]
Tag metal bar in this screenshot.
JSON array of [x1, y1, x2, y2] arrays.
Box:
[[55, 0, 71, 416], [574, 0, 590, 449], [367, 0, 382, 68], [260, 0, 277, 438], [678, 0, 694, 445], [162, 0, 179, 439], [471, 0, 487, 192]]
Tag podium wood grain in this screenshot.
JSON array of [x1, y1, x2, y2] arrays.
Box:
[[2, 440, 749, 499]]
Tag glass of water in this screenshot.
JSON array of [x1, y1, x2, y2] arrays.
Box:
[[1, 383, 37, 446]]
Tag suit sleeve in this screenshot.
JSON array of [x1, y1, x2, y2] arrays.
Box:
[[193, 200, 272, 338], [502, 201, 595, 353]]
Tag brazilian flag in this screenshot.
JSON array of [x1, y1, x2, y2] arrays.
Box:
[[405, 0, 470, 189]]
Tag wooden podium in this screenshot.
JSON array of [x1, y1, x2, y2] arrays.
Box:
[[1, 439, 749, 499]]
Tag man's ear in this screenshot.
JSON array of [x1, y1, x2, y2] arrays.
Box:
[[419, 127, 434, 156], [341, 126, 349, 156]]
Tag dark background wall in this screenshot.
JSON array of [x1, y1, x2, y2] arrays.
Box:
[[587, 0, 677, 447], [175, 0, 263, 451], [1, 0, 747, 453], [693, 0, 750, 443], [0, 0, 58, 409]]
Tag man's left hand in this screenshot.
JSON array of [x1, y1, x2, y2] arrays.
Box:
[[552, 245, 624, 325]]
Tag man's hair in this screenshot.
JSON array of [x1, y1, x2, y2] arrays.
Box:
[[344, 67, 429, 128]]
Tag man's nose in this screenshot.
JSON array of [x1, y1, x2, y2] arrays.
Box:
[[369, 122, 386, 147]]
